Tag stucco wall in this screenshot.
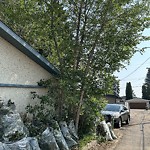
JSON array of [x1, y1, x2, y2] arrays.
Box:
[[0, 36, 51, 112], [0, 87, 48, 112]]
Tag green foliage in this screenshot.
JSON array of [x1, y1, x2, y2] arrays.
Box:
[[96, 123, 106, 143], [37, 78, 80, 121], [142, 84, 149, 99], [145, 68, 150, 84], [25, 91, 55, 137], [78, 97, 107, 137], [126, 82, 133, 100], [142, 69, 150, 99], [113, 81, 120, 96], [26, 92, 55, 123], [96, 136, 106, 144], [78, 134, 96, 149]]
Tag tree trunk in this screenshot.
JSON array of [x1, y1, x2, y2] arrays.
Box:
[[75, 89, 84, 132]]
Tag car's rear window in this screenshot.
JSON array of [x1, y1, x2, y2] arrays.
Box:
[[103, 105, 120, 112]]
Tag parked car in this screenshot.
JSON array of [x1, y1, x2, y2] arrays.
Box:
[[101, 104, 130, 128]]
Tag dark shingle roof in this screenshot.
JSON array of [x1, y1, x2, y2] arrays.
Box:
[[127, 98, 150, 103], [0, 21, 60, 77]]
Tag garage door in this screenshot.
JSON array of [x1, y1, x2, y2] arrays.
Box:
[[129, 103, 146, 109]]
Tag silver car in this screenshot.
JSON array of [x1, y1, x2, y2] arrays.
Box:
[[101, 104, 130, 128]]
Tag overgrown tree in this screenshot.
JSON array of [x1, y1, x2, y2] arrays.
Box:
[[1, 0, 150, 133], [62, 0, 150, 131], [126, 82, 133, 100]]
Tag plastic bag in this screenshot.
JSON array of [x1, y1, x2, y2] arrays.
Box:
[[0, 101, 41, 150], [40, 127, 59, 150], [0, 137, 40, 150], [6, 137, 41, 150], [28, 137, 41, 150], [99, 121, 113, 141], [1, 109, 29, 142], [0, 122, 4, 141], [59, 121, 78, 148], [107, 122, 117, 139], [0, 142, 11, 150], [68, 120, 78, 141], [52, 121, 69, 150]]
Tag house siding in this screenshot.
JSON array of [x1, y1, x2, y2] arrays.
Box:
[[0, 37, 51, 112], [0, 87, 47, 112]]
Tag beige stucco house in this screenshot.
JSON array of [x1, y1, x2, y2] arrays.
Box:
[[0, 21, 60, 112]]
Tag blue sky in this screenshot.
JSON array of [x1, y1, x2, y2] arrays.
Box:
[[115, 28, 150, 98]]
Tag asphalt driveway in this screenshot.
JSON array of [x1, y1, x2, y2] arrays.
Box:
[[114, 109, 150, 150]]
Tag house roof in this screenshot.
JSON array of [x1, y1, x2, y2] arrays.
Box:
[[0, 21, 60, 77], [127, 98, 150, 103], [106, 94, 122, 99]]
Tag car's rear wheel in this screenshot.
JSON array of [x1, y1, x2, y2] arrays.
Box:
[[126, 116, 130, 124]]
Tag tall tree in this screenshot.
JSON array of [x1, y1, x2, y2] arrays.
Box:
[[142, 84, 148, 99], [113, 81, 120, 97], [142, 68, 150, 99], [63, 0, 150, 130], [126, 82, 133, 100], [145, 68, 150, 84], [1, 0, 150, 132]]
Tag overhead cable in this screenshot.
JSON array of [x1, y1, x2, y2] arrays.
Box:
[[120, 57, 150, 81]]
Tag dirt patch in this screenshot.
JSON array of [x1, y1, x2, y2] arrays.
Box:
[[81, 129, 123, 150]]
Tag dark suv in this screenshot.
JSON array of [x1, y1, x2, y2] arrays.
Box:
[[101, 104, 130, 128]]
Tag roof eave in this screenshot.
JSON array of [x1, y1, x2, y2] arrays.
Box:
[[0, 21, 60, 77]]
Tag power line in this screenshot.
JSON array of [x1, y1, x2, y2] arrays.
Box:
[[120, 77, 145, 82], [120, 57, 150, 81], [120, 85, 142, 89]]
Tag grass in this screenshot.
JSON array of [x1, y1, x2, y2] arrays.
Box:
[[78, 134, 96, 149]]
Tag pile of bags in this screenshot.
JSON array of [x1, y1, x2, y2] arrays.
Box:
[[0, 99, 117, 150], [0, 100, 78, 150], [40, 121, 78, 150]]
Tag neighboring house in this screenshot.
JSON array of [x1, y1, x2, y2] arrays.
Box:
[[0, 21, 60, 112], [127, 98, 150, 109], [105, 94, 123, 104]]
